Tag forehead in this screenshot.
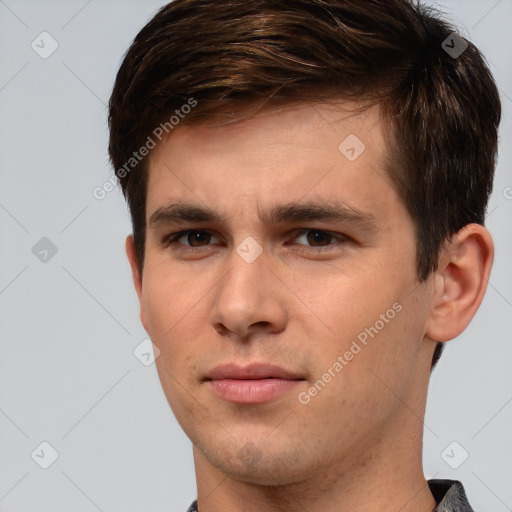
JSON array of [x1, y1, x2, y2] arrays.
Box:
[[151, 99, 386, 161], [145, 101, 398, 225]]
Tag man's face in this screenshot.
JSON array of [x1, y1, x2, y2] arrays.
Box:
[[130, 102, 436, 485]]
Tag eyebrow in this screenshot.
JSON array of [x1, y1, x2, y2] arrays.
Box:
[[149, 200, 380, 233]]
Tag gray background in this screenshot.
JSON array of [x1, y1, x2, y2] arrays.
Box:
[[0, 1, 511, 510]]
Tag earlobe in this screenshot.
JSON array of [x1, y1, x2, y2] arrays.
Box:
[[125, 235, 150, 330], [125, 235, 145, 323], [426, 224, 494, 343]]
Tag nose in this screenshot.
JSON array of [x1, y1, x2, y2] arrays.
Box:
[[209, 246, 288, 341]]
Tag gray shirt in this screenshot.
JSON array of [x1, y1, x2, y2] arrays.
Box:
[[186, 479, 475, 512]]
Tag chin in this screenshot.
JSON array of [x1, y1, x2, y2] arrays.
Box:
[[198, 436, 315, 486]]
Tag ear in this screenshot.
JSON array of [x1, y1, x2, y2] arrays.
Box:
[[426, 224, 494, 342], [125, 235, 147, 329]]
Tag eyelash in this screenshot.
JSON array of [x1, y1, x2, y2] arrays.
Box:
[[162, 228, 350, 253]]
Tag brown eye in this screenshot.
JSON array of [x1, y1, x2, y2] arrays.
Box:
[[293, 229, 346, 248], [305, 230, 333, 246], [165, 230, 219, 248], [187, 230, 212, 246]]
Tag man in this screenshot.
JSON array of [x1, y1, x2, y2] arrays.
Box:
[[108, 0, 501, 510]]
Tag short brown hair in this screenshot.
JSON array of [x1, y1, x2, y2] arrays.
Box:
[[108, 0, 501, 368]]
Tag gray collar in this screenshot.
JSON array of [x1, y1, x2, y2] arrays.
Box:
[[187, 479, 475, 512]]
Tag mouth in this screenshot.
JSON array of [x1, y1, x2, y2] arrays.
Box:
[[204, 363, 306, 404]]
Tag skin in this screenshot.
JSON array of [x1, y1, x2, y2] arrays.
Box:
[[126, 101, 493, 512]]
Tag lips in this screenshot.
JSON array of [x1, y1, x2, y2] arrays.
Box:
[[205, 363, 303, 381], [205, 363, 305, 404]]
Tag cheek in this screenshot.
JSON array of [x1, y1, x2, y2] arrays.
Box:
[[297, 257, 426, 387], [140, 268, 203, 392], [145, 268, 204, 412], [295, 293, 428, 442], [290, 265, 401, 344], [141, 259, 203, 333], [334, 287, 430, 407]]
